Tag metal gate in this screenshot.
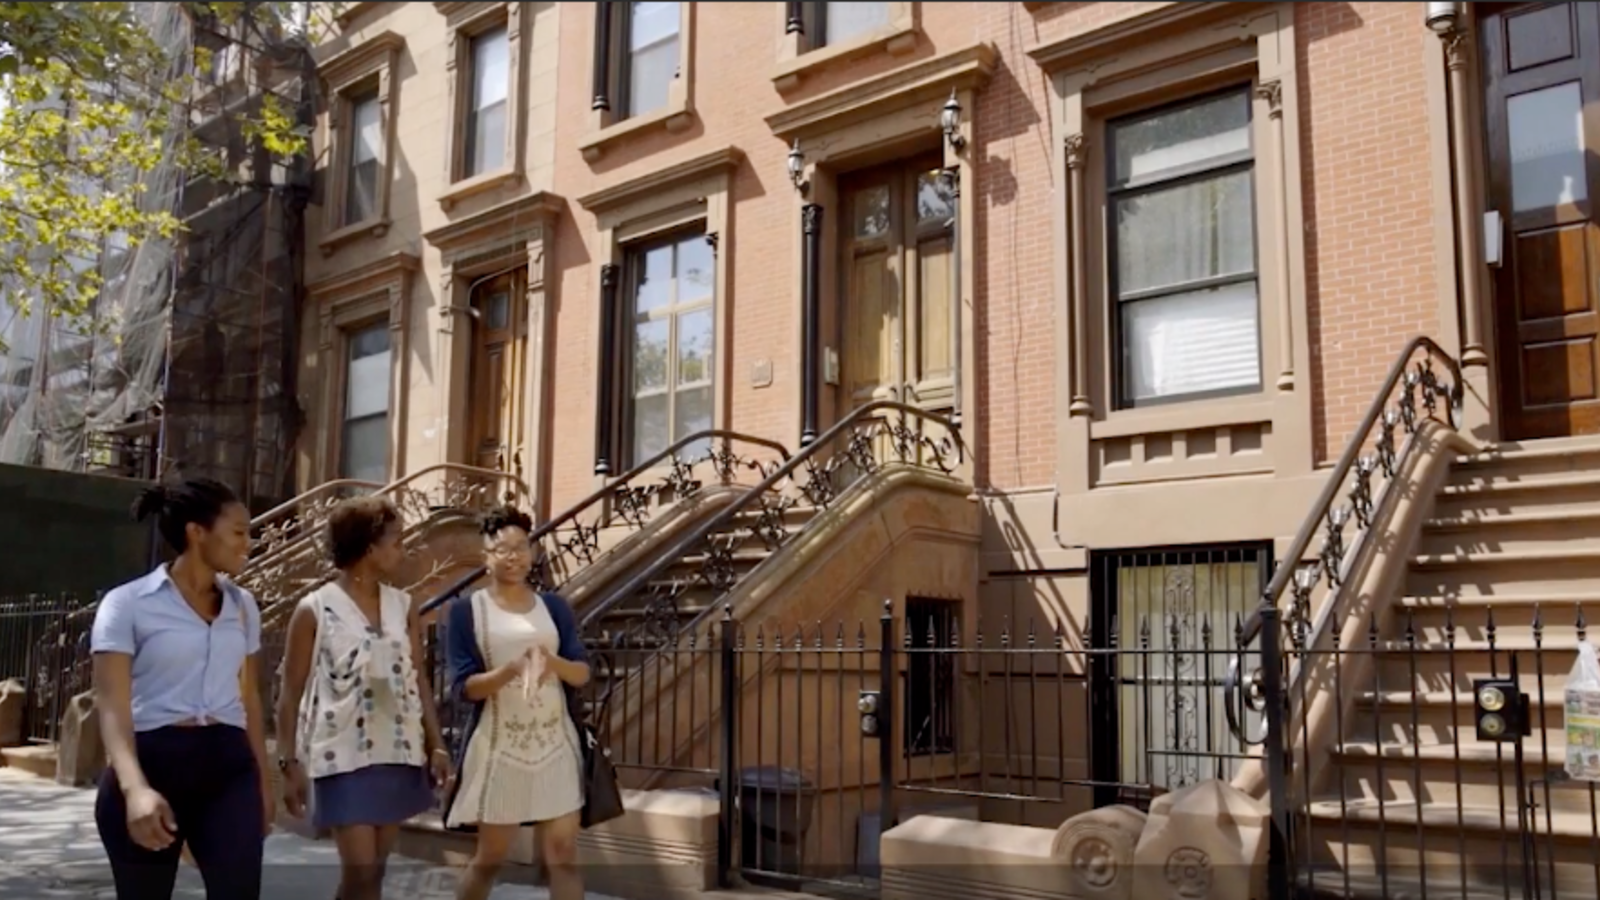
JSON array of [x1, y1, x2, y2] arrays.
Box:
[[1088, 544, 1271, 809]]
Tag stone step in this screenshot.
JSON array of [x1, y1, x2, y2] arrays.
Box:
[[1304, 798, 1600, 898], [1418, 509, 1600, 557], [1434, 471, 1600, 520], [1332, 740, 1593, 814], [1405, 548, 1600, 598], [0, 744, 56, 780], [1354, 689, 1565, 746]]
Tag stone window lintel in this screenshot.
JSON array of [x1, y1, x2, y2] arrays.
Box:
[[773, 1, 918, 95]]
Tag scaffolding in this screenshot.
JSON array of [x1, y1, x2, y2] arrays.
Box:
[[0, 3, 317, 514]]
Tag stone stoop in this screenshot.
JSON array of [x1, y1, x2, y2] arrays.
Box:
[[1307, 436, 1600, 897]]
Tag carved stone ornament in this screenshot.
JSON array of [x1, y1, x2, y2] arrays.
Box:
[[1443, 29, 1469, 72], [1064, 133, 1087, 170], [1164, 847, 1213, 899], [1254, 79, 1283, 118], [801, 203, 824, 234]]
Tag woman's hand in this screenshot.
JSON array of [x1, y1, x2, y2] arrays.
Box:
[[535, 646, 558, 685], [428, 746, 451, 789], [124, 785, 177, 851], [281, 759, 310, 819]]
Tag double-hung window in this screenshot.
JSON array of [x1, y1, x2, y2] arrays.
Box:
[[1107, 88, 1260, 408], [626, 233, 714, 463]]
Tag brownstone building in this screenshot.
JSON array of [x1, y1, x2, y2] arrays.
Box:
[[262, 1, 1600, 896]]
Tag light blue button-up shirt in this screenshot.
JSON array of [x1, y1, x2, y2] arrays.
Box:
[[89, 565, 262, 732]]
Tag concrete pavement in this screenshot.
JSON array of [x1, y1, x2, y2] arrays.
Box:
[[0, 768, 619, 899]]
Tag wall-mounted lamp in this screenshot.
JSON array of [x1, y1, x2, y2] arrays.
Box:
[[1424, 0, 1462, 35], [941, 89, 966, 151], [787, 138, 809, 194]]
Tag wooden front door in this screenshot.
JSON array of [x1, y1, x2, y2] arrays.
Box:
[[1483, 2, 1600, 440], [837, 155, 957, 416], [468, 271, 522, 471]]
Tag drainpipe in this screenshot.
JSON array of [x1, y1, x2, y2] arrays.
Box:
[[594, 264, 619, 476], [800, 203, 823, 446]]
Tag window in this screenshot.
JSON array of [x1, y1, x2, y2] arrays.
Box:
[[464, 26, 509, 178], [797, 1, 891, 50], [340, 323, 391, 483], [344, 91, 382, 225], [1107, 88, 1259, 408], [625, 232, 714, 464], [622, 2, 681, 118], [903, 597, 956, 757]]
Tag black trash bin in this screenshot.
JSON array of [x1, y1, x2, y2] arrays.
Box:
[[733, 766, 815, 882]]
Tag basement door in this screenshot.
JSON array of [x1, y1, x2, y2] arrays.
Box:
[[1087, 544, 1270, 810], [1483, 1, 1600, 440]]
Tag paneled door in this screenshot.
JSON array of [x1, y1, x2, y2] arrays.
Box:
[[468, 271, 523, 471], [837, 155, 957, 416], [1483, 1, 1600, 439]]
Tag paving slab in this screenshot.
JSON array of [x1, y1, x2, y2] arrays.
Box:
[[0, 768, 622, 899]]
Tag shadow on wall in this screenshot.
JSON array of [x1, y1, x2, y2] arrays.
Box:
[[0, 463, 153, 595]]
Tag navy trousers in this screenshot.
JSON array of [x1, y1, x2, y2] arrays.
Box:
[[95, 724, 265, 900]]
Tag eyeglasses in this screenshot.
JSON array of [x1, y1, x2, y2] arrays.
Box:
[[487, 544, 532, 560]]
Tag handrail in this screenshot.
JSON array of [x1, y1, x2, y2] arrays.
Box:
[[418, 429, 791, 616], [1224, 335, 1462, 743], [577, 400, 964, 634]]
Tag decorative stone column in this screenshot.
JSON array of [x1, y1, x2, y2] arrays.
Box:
[[1443, 27, 1489, 368], [1256, 79, 1296, 391], [1065, 133, 1092, 416]]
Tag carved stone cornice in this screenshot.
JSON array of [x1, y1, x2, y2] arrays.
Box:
[[306, 251, 419, 303], [764, 43, 997, 141], [318, 30, 404, 89], [576, 147, 745, 215], [423, 191, 564, 258]]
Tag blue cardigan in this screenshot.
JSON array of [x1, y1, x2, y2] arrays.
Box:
[[440, 589, 589, 831]]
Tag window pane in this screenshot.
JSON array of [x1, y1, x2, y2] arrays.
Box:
[[916, 171, 954, 224], [826, 1, 890, 45], [1116, 171, 1255, 295], [633, 319, 669, 391], [1112, 91, 1251, 186], [627, 2, 679, 117], [1508, 80, 1588, 212], [678, 235, 713, 303], [674, 384, 711, 443], [676, 308, 713, 385], [633, 392, 669, 462], [470, 27, 509, 109], [345, 161, 379, 226], [341, 414, 389, 483], [351, 94, 382, 164], [634, 244, 673, 314], [469, 100, 507, 176], [1121, 281, 1260, 403], [484, 291, 510, 331], [345, 327, 391, 421], [854, 185, 890, 237]]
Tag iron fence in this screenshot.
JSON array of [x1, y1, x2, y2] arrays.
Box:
[[0, 592, 96, 744], [440, 602, 1250, 894]]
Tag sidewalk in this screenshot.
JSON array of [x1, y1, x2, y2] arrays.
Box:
[[0, 768, 613, 898]]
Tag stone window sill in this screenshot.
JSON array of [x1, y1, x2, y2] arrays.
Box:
[[318, 217, 392, 257], [1088, 396, 1274, 440], [772, 23, 918, 95], [579, 102, 695, 164], [436, 166, 520, 211]]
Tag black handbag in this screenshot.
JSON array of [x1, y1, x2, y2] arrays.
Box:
[[579, 720, 625, 828]]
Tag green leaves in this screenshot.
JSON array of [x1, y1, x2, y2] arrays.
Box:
[[0, 2, 313, 338]]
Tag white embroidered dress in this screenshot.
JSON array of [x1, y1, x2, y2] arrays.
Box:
[[298, 583, 427, 778], [447, 590, 585, 827]]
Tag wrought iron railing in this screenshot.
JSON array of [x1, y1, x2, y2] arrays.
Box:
[[415, 430, 791, 618], [1221, 336, 1464, 897], [0, 592, 96, 744]]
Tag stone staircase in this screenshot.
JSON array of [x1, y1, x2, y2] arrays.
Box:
[[1306, 436, 1600, 899]]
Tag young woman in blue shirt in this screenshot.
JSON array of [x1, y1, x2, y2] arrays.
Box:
[[90, 478, 273, 900]]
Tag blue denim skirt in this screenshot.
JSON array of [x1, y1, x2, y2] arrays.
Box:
[[312, 763, 435, 830]]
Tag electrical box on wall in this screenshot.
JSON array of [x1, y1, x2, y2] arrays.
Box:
[[824, 347, 840, 386]]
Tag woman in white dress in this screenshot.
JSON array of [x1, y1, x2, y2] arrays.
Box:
[[442, 506, 590, 900]]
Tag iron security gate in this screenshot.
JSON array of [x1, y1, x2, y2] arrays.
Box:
[[1088, 544, 1272, 809]]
